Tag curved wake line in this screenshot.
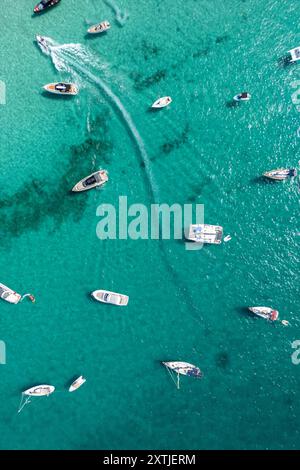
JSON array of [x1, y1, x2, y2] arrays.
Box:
[[39, 38, 201, 322]]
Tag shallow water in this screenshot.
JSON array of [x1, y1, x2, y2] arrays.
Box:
[[0, 0, 299, 449]]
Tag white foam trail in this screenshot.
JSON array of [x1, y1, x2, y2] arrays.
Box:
[[37, 37, 157, 201], [103, 0, 129, 26]]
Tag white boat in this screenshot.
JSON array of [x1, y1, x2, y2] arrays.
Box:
[[88, 21, 111, 34], [151, 96, 172, 108], [69, 376, 86, 392], [23, 385, 55, 396], [43, 82, 78, 96], [0, 283, 21, 304], [18, 384, 55, 413], [72, 170, 108, 192], [263, 168, 297, 181], [233, 92, 251, 101], [187, 224, 223, 244], [288, 46, 300, 62], [248, 306, 279, 322], [91, 290, 129, 306], [36, 35, 50, 54], [162, 361, 203, 389]]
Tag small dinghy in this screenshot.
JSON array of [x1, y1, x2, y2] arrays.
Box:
[[233, 92, 251, 102], [248, 307, 279, 322], [162, 361, 203, 389], [72, 170, 108, 192], [0, 283, 21, 304], [151, 96, 172, 109], [263, 168, 297, 181], [69, 376, 86, 392], [91, 290, 129, 306], [88, 21, 111, 34], [18, 384, 55, 413], [34, 0, 61, 14], [43, 82, 78, 96], [288, 46, 300, 62]]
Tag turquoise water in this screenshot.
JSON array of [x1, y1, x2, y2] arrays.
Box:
[[0, 0, 300, 449]]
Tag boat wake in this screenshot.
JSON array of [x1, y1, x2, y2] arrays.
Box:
[[36, 36, 157, 201], [103, 0, 129, 27], [36, 37, 201, 322]]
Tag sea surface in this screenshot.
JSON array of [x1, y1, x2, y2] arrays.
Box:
[[0, 0, 299, 450]]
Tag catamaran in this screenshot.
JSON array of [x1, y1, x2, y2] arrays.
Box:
[[43, 83, 78, 96], [18, 384, 55, 413], [91, 290, 129, 306], [88, 21, 111, 34], [69, 376, 86, 392], [151, 97, 172, 108], [34, 0, 61, 14], [263, 168, 297, 181], [72, 170, 108, 192], [187, 224, 223, 244], [288, 46, 300, 62], [0, 283, 21, 304], [162, 361, 203, 389]]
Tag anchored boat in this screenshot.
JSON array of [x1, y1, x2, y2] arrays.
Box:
[[0, 283, 21, 304], [248, 307, 279, 322], [288, 46, 300, 62], [187, 224, 223, 244], [34, 0, 61, 14], [43, 82, 78, 96], [91, 290, 129, 306], [72, 170, 108, 192], [162, 361, 203, 389], [233, 92, 251, 102], [88, 21, 111, 34], [151, 96, 172, 108], [18, 384, 55, 413], [69, 376, 86, 392], [263, 168, 297, 181]]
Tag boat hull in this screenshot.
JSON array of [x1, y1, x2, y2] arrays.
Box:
[[233, 94, 251, 101], [162, 361, 202, 377], [248, 307, 279, 321], [34, 0, 60, 13], [187, 224, 223, 244], [23, 385, 55, 396], [263, 168, 297, 180], [72, 170, 108, 192], [69, 376, 86, 392], [152, 97, 172, 108], [43, 83, 78, 96], [91, 290, 129, 306], [88, 21, 111, 34], [0, 283, 21, 304]]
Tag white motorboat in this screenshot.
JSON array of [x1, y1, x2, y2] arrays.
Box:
[[72, 170, 108, 192], [69, 376, 86, 392], [0, 283, 21, 304], [233, 92, 251, 102], [263, 168, 297, 181], [151, 96, 172, 108], [91, 290, 129, 306], [248, 307, 279, 322], [88, 21, 111, 34], [23, 385, 55, 396], [187, 224, 223, 244], [288, 46, 300, 62], [43, 82, 78, 96]]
